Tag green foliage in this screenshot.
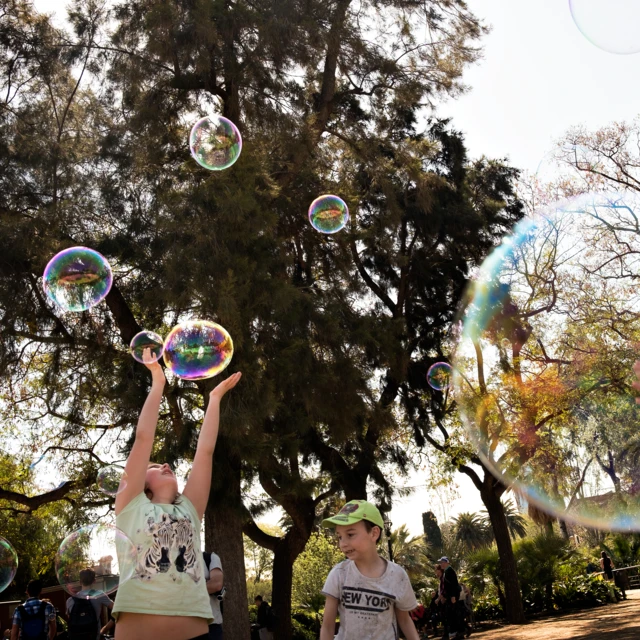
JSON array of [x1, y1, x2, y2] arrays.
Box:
[[246, 579, 272, 606], [292, 532, 343, 610], [552, 575, 619, 610], [472, 592, 503, 622]]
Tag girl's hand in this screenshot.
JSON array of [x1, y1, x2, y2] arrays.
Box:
[[210, 371, 242, 401], [143, 348, 165, 383]]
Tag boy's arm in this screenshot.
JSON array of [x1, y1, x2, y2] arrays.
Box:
[[115, 353, 166, 515], [320, 595, 339, 640], [396, 609, 420, 640], [183, 372, 242, 519]]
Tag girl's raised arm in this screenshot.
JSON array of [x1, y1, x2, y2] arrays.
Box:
[[115, 350, 166, 515], [183, 372, 242, 519]]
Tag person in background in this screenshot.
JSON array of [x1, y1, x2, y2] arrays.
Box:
[[66, 569, 114, 640], [459, 584, 473, 638], [11, 579, 57, 640], [253, 597, 274, 640], [203, 551, 224, 639], [438, 557, 462, 640], [600, 551, 614, 581]]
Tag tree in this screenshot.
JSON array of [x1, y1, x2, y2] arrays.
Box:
[[0, 2, 526, 638], [422, 511, 443, 558], [382, 525, 431, 584], [244, 523, 282, 583], [453, 512, 491, 551], [291, 531, 344, 630]]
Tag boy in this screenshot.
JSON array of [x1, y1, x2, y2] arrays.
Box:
[[320, 500, 420, 640]]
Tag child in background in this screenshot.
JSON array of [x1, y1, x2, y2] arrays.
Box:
[[320, 500, 421, 640], [112, 350, 241, 640]]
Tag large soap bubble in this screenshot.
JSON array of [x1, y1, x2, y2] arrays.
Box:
[[308, 195, 349, 234], [130, 330, 164, 364], [0, 536, 18, 593], [427, 362, 452, 391], [55, 524, 137, 598], [569, 0, 640, 55], [163, 320, 234, 380], [189, 115, 242, 170], [43, 247, 112, 312], [453, 192, 640, 531]]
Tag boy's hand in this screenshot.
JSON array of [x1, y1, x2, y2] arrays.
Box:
[[210, 372, 242, 401], [142, 348, 165, 383]]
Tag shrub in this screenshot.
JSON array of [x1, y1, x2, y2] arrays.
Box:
[[473, 593, 503, 621], [553, 575, 620, 610], [292, 618, 316, 640]]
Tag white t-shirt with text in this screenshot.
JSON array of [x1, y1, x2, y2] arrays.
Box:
[[322, 559, 418, 640]]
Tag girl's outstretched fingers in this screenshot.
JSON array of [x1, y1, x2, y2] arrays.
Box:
[[143, 347, 165, 381], [210, 371, 242, 400]]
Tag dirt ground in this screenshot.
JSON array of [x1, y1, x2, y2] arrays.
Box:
[[473, 589, 640, 640]]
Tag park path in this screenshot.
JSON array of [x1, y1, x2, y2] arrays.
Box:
[[476, 589, 640, 640]]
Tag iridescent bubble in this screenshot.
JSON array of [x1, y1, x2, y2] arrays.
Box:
[[29, 453, 46, 470], [96, 465, 127, 497], [569, 0, 640, 55], [453, 191, 640, 531], [0, 536, 18, 594], [43, 247, 112, 312], [163, 320, 234, 380], [130, 330, 164, 364], [427, 362, 452, 391], [55, 524, 136, 598], [189, 115, 242, 170], [308, 195, 349, 234]]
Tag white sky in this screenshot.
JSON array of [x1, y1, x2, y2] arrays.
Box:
[[29, 0, 640, 536]]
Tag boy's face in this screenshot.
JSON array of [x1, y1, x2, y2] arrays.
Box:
[[335, 520, 379, 559]]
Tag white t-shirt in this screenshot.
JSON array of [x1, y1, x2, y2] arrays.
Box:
[[204, 552, 223, 625], [322, 559, 417, 640]]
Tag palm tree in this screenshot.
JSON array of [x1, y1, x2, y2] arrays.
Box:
[[453, 512, 492, 551], [466, 546, 505, 613], [384, 525, 432, 581]]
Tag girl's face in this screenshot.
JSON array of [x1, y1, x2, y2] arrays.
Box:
[[335, 520, 379, 560], [146, 463, 179, 500]]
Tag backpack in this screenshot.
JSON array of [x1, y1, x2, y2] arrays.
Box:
[[266, 604, 277, 632], [18, 602, 48, 640], [67, 598, 98, 640]]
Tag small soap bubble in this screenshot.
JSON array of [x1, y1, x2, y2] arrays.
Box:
[[55, 524, 136, 598], [130, 331, 164, 364], [0, 537, 18, 594], [163, 320, 234, 380], [43, 247, 112, 312], [96, 465, 127, 496], [427, 362, 452, 391], [308, 195, 349, 234], [570, 0, 640, 55], [189, 115, 242, 170]]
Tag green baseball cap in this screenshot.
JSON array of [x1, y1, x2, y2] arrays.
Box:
[[322, 500, 385, 530]]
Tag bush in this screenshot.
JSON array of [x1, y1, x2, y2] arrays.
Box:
[[553, 575, 620, 610], [292, 619, 316, 640], [473, 593, 503, 622]]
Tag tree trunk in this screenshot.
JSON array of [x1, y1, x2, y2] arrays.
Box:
[[480, 478, 526, 624], [270, 528, 309, 640], [205, 435, 250, 640]]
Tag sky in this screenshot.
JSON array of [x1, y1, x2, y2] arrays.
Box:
[[29, 0, 640, 536]]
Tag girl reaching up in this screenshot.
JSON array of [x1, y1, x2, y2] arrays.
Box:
[[113, 349, 241, 640]]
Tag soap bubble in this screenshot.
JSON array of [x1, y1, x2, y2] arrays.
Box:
[[308, 195, 349, 234], [96, 465, 127, 496], [453, 192, 640, 531], [0, 537, 18, 594], [130, 331, 164, 364], [569, 0, 640, 55], [189, 115, 242, 170], [427, 362, 452, 391], [163, 320, 234, 380], [55, 524, 137, 598], [43, 247, 112, 312]]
